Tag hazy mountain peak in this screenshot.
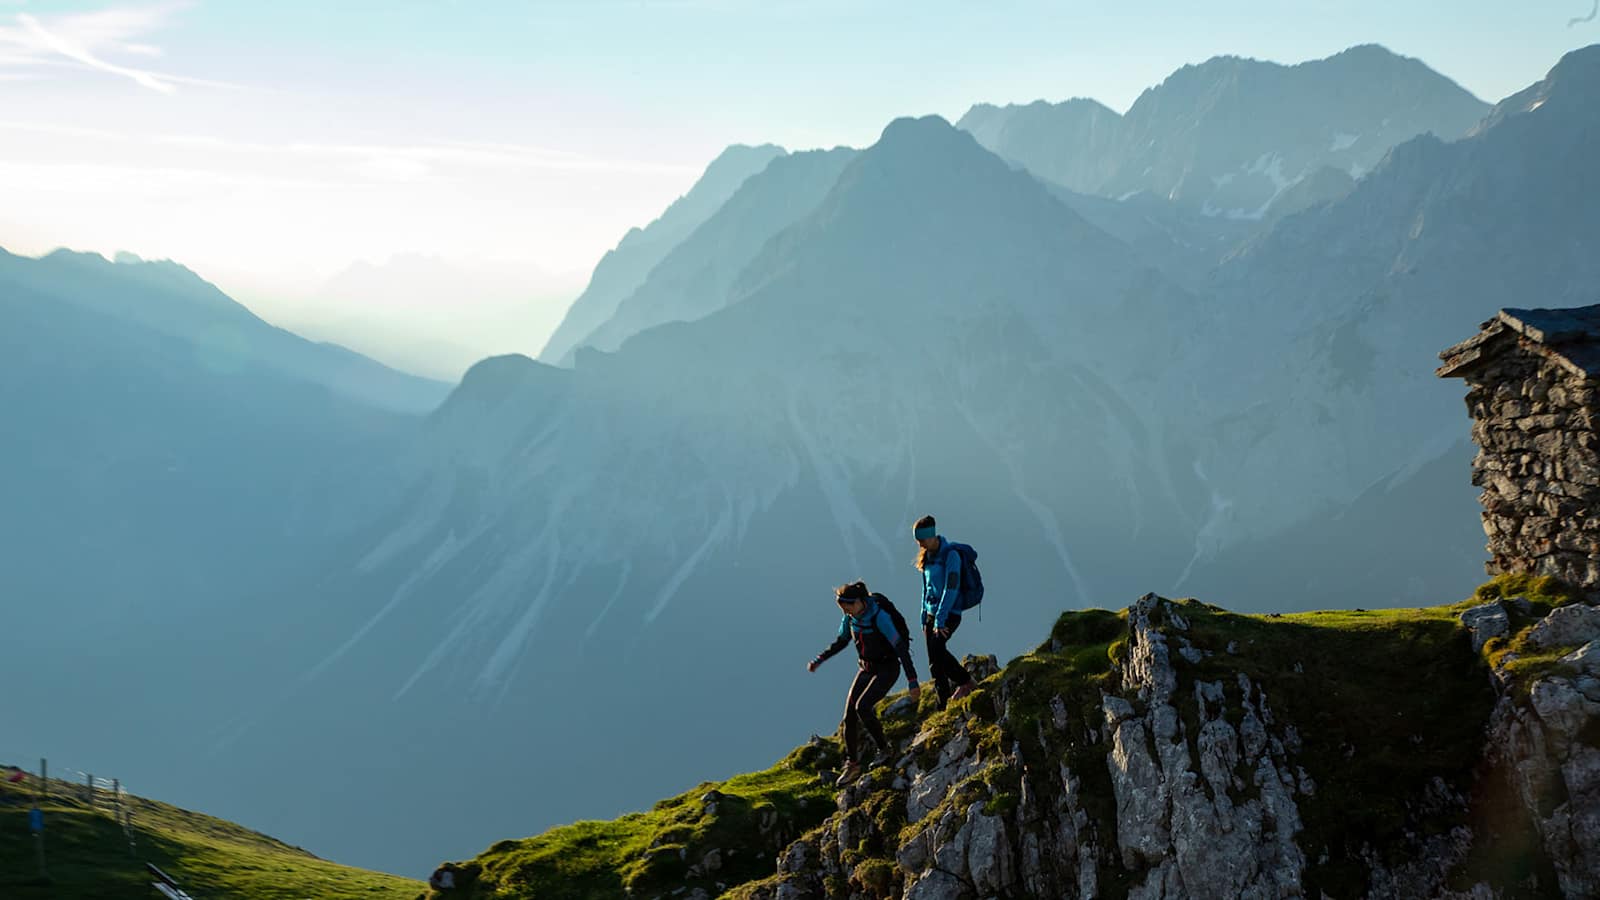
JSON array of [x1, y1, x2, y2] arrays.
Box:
[[538, 142, 788, 365], [1473, 43, 1600, 134], [576, 145, 861, 355], [43, 246, 112, 266], [864, 114, 1009, 177], [457, 352, 553, 388], [874, 113, 966, 150], [428, 354, 570, 436], [966, 96, 1118, 117], [1545, 42, 1600, 89], [705, 142, 788, 169]]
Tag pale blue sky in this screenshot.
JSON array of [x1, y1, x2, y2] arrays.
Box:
[[1, 0, 1596, 342]]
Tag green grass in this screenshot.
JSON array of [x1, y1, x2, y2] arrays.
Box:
[[440, 743, 839, 899], [1470, 573, 1589, 690], [0, 771, 421, 900]]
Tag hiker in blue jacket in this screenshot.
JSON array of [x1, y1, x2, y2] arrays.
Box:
[[806, 581, 920, 786], [914, 515, 975, 709]]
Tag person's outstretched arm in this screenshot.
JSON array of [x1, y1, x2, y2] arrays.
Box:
[[808, 616, 851, 671]]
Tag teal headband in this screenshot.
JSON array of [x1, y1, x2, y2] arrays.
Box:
[[913, 524, 937, 540]]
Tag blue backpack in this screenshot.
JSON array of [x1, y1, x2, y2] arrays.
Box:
[[946, 542, 985, 611]]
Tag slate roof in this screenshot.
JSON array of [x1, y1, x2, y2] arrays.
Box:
[[1437, 304, 1600, 380]]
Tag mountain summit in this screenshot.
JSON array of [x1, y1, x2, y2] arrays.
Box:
[[958, 44, 1489, 218]]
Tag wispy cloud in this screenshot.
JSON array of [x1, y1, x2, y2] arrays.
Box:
[[1571, 0, 1599, 27], [0, 3, 241, 92]]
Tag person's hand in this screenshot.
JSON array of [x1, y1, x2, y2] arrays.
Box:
[[908, 682, 921, 702], [936, 627, 951, 640], [806, 659, 819, 673]]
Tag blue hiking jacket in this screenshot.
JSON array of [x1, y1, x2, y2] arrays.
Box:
[[813, 596, 919, 682], [920, 536, 963, 630]]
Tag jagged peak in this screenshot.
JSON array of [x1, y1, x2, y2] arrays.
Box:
[[1133, 43, 1476, 110], [964, 96, 1121, 117], [698, 142, 788, 183]]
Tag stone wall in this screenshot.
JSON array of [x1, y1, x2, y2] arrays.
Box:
[[1461, 345, 1600, 594]]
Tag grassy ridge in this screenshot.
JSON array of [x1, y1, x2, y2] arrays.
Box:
[[440, 742, 840, 899], [0, 772, 421, 899], [437, 576, 1591, 900]]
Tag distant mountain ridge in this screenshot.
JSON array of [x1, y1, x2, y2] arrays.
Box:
[[578, 146, 859, 355], [538, 143, 787, 365], [0, 248, 450, 413], [956, 44, 1490, 218]]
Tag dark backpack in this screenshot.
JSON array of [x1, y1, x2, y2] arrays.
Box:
[[868, 593, 912, 651], [946, 543, 985, 610]]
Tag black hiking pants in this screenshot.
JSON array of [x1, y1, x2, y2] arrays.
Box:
[[842, 662, 899, 760], [923, 612, 972, 708]]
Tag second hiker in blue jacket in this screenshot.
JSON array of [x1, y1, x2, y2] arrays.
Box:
[[807, 581, 920, 786], [914, 514, 975, 709]]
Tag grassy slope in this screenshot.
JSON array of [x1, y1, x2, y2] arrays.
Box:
[[0, 774, 421, 900], [440, 742, 841, 899], [439, 574, 1593, 900]]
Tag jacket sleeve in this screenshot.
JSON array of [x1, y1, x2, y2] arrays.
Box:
[[814, 615, 851, 666], [933, 546, 962, 629], [884, 610, 919, 683]]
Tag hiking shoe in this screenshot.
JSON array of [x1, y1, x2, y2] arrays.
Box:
[[951, 683, 975, 702], [834, 762, 862, 787], [868, 747, 894, 769]]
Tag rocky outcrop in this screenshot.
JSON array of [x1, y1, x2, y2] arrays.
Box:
[[733, 593, 1600, 900], [1474, 595, 1600, 899], [1102, 595, 1308, 900]]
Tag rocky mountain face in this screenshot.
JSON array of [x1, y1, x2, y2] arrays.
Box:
[[957, 44, 1489, 219], [538, 143, 787, 365], [439, 581, 1599, 899], [957, 98, 1122, 194]]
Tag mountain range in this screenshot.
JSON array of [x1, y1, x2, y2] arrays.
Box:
[[8, 43, 1600, 878], [956, 44, 1489, 218]]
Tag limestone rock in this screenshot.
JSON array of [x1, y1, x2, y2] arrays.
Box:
[[1461, 601, 1511, 652], [1528, 603, 1600, 650]]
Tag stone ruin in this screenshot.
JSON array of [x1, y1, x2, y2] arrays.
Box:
[[1438, 305, 1600, 596]]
